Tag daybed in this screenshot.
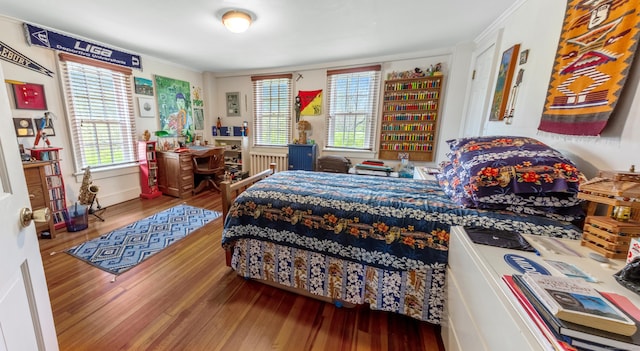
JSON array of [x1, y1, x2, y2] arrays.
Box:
[[220, 136, 585, 324]]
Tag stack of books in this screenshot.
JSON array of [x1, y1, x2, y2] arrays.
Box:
[[503, 273, 640, 351]]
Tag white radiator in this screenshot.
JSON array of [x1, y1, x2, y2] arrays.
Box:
[[249, 152, 288, 175]]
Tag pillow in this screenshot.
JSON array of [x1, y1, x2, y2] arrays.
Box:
[[440, 136, 586, 219]]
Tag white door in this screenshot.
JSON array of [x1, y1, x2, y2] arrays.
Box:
[[461, 29, 503, 137], [462, 44, 496, 136], [0, 67, 59, 349]]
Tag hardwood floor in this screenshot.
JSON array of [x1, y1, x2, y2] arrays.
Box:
[[39, 192, 445, 351]]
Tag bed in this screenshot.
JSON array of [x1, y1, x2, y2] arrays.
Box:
[[220, 136, 585, 324]]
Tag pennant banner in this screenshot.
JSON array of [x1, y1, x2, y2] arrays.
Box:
[[24, 23, 142, 70], [299, 90, 322, 116], [539, 0, 640, 136], [0, 40, 53, 77]]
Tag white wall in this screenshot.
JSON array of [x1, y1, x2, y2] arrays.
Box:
[[207, 48, 474, 169], [0, 15, 206, 207], [475, 0, 640, 178]]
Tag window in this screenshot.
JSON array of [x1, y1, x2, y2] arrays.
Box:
[[325, 65, 381, 150], [252, 74, 292, 147], [59, 53, 137, 171]]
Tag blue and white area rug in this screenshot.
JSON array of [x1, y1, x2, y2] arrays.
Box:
[[66, 204, 221, 275]]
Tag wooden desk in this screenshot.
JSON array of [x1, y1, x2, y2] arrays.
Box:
[[156, 146, 225, 198], [156, 151, 194, 198], [22, 161, 56, 238]]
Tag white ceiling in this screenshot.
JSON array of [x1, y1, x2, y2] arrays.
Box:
[[0, 0, 517, 73]]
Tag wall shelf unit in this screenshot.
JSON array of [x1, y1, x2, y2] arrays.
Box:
[[28, 147, 67, 230], [379, 75, 443, 162]]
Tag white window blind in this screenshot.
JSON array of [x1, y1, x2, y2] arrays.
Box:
[[59, 53, 137, 171], [325, 65, 381, 150], [251, 74, 292, 147]]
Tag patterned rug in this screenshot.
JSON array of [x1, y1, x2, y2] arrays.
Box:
[[66, 204, 221, 275]]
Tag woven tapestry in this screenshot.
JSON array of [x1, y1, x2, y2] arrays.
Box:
[[539, 0, 640, 136]]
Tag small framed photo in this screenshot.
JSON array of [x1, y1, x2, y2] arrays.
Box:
[[226, 92, 240, 116], [13, 83, 47, 110], [519, 49, 529, 65], [34, 117, 55, 136], [13, 118, 35, 137], [138, 97, 156, 118]]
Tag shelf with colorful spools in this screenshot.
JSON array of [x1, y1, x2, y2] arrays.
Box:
[[379, 72, 443, 162], [577, 169, 640, 258]]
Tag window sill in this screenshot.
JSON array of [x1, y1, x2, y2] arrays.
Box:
[[73, 163, 139, 183]]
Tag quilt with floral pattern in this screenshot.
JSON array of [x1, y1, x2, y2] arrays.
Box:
[[222, 171, 581, 323]]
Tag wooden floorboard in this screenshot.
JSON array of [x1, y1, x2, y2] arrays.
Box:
[[40, 191, 445, 351]]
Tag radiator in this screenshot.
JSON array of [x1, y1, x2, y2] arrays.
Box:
[[249, 152, 288, 175]]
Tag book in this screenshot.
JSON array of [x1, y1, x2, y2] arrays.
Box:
[[502, 275, 577, 351], [513, 275, 640, 350], [522, 273, 637, 336]]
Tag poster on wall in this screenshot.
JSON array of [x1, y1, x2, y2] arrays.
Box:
[[154, 75, 192, 141], [298, 90, 323, 116], [538, 0, 640, 136]]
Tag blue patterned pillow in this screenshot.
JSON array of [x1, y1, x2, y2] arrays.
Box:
[[440, 136, 586, 218]]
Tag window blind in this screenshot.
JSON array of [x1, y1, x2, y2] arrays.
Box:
[[251, 74, 292, 147], [325, 65, 381, 150], [59, 53, 137, 171]]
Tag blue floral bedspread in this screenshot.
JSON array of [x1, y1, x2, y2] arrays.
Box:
[[221, 171, 582, 323], [223, 171, 581, 270]]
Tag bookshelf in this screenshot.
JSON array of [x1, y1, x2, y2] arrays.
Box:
[[138, 141, 162, 199], [28, 147, 67, 230], [444, 226, 640, 351], [212, 136, 248, 178], [379, 75, 443, 162]]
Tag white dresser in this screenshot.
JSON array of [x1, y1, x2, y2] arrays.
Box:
[[442, 226, 639, 351]]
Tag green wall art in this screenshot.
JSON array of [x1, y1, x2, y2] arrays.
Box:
[[154, 75, 193, 142]]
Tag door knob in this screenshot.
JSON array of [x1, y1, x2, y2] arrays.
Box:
[[20, 207, 51, 228]]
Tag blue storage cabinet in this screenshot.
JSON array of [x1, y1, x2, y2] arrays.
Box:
[[288, 144, 317, 171]]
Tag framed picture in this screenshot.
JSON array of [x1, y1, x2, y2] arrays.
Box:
[[13, 118, 35, 137], [226, 92, 240, 116], [519, 49, 529, 65], [137, 97, 156, 118], [489, 44, 520, 121], [134, 77, 154, 96], [193, 108, 204, 130], [34, 117, 55, 136], [12, 83, 47, 110]]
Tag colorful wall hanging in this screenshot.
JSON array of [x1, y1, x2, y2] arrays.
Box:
[[154, 75, 192, 141], [298, 90, 323, 116], [539, 0, 640, 136], [0, 41, 53, 77], [489, 44, 520, 121]]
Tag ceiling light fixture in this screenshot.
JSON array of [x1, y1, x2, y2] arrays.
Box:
[[222, 10, 252, 33]]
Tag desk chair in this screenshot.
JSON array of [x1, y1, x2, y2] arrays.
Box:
[[192, 147, 225, 194]]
